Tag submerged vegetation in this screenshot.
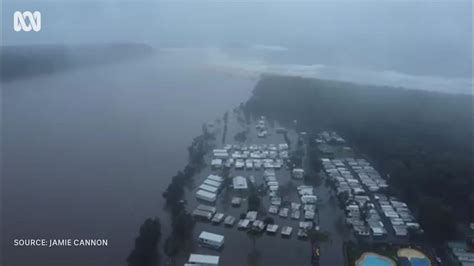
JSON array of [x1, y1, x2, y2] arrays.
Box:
[[162, 124, 215, 209], [245, 75, 473, 242], [128, 125, 215, 265], [234, 130, 248, 143], [127, 218, 162, 266], [161, 125, 215, 259]]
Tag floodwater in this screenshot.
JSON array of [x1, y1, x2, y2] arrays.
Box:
[[175, 114, 351, 266], [1, 51, 255, 266], [2, 48, 351, 266]]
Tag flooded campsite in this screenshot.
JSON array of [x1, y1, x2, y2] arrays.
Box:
[[172, 110, 351, 266]]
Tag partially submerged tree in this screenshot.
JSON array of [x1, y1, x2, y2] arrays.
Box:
[[127, 217, 162, 266], [234, 130, 247, 143], [248, 189, 261, 212], [163, 236, 180, 266], [247, 227, 263, 250], [171, 211, 195, 241], [307, 229, 330, 245], [360, 201, 370, 226], [263, 217, 274, 225]]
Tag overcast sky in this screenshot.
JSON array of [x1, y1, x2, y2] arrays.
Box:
[[2, 0, 472, 92]]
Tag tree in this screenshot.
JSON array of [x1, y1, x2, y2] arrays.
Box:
[[247, 227, 263, 250], [243, 75, 474, 241], [221, 167, 231, 187], [234, 131, 247, 143], [337, 191, 350, 208], [247, 248, 262, 266], [223, 111, 229, 124], [418, 196, 456, 242], [283, 132, 291, 147], [171, 212, 195, 241], [162, 172, 186, 208], [279, 181, 296, 199], [263, 217, 274, 225], [360, 201, 370, 226], [307, 229, 330, 245], [127, 217, 162, 266], [306, 229, 329, 264], [163, 236, 180, 266], [248, 192, 261, 212]]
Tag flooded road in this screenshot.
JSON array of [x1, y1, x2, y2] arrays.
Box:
[[2, 52, 255, 266]]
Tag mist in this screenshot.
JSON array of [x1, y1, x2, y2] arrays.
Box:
[[1, 1, 473, 266], [2, 0, 472, 93]]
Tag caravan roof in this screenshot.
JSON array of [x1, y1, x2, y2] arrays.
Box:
[[204, 179, 221, 188], [199, 231, 224, 243], [192, 209, 212, 220], [233, 176, 248, 190], [188, 254, 220, 265], [208, 175, 224, 182], [200, 184, 219, 193], [196, 190, 216, 202], [197, 204, 216, 214]]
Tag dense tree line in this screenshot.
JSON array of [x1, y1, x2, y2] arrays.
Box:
[[245, 75, 473, 242], [163, 205, 195, 264], [127, 218, 162, 266], [160, 125, 214, 263], [162, 125, 215, 209], [128, 114, 216, 265]]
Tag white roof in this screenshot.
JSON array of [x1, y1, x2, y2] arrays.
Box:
[[199, 184, 219, 193], [371, 227, 385, 234], [233, 176, 248, 190], [265, 175, 277, 182], [197, 204, 216, 213], [246, 211, 258, 220], [196, 190, 216, 201], [238, 219, 250, 227], [188, 254, 220, 265], [211, 159, 223, 165], [208, 175, 224, 182], [282, 226, 293, 234], [199, 231, 224, 243], [267, 224, 279, 232], [204, 179, 221, 188]]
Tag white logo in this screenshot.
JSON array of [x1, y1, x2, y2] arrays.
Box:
[[13, 11, 41, 32]]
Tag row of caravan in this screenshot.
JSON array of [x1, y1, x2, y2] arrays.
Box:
[[195, 175, 224, 203]]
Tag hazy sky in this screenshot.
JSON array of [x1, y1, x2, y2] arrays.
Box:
[[2, 0, 472, 92]]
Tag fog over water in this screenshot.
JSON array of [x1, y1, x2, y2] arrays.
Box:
[[190, 46, 473, 94], [2, 51, 256, 265], [1, 0, 472, 265], [2, 1, 472, 93]]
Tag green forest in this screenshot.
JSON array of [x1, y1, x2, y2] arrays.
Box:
[[245, 75, 473, 242]]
